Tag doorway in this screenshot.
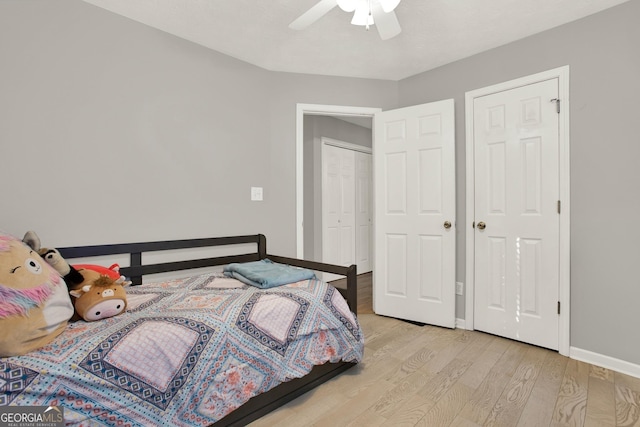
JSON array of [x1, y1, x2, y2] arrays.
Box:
[[297, 101, 457, 329], [465, 66, 571, 355], [322, 139, 373, 279], [296, 104, 380, 260]]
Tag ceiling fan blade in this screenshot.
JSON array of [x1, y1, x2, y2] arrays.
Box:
[[371, 3, 401, 40], [289, 0, 338, 30]]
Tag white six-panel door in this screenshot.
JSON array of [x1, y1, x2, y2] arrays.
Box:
[[355, 151, 373, 274], [374, 99, 456, 327], [473, 78, 560, 350], [322, 144, 356, 272]]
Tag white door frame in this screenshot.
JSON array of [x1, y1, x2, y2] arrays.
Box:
[[296, 104, 381, 258], [464, 66, 571, 356]]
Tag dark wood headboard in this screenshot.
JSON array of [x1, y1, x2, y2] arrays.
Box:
[[57, 234, 357, 313]]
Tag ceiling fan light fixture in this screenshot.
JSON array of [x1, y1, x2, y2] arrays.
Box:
[[289, 0, 401, 39], [351, 0, 374, 26], [378, 0, 400, 13], [337, 0, 357, 12]]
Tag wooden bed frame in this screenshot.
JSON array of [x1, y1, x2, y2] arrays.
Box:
[[58, 234, 358, 426]]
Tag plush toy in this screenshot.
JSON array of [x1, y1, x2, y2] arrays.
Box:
[[23, 230, 130, 322], [74, 263, 124, 282], [22, 230, 85, 289], [0, 232, 74, 357], [69, 269, 129, 322]]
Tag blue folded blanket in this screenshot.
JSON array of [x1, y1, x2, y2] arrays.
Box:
[[223, 259, 316, 289]]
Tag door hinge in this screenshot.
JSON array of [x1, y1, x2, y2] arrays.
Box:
[[557, 301, 561, 315], [551, 98, 561, 114], [557, 200, 561, 214]]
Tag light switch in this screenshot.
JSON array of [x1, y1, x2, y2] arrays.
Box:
[[251, 187, 263, 201]]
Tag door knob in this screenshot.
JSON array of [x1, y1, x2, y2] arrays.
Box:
[[477, 221, 486, 230], [443, 221, 452, 229]]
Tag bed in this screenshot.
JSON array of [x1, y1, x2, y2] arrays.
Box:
[[0, 234, 363, 426]]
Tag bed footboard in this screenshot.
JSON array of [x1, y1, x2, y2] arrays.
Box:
[[267, 254, 357, 316]]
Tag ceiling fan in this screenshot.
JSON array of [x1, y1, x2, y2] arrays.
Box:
[[289, 0, 402, 40]]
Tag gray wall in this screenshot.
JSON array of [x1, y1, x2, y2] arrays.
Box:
[[0, 0, 397, 258], [303, 116, 372, 261], [397, 0, 640, 365]]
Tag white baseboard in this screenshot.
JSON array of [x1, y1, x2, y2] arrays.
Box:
[[455, 318, 466, 330], [570, 347, 640, 379]]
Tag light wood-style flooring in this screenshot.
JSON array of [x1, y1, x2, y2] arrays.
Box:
[[250, 273, 640, 427]]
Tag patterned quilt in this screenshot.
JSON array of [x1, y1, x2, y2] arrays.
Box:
[[0, 273, 364, 426]]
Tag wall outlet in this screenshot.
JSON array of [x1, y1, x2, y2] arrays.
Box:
[[456, 282, 464, 296], [251, 187, 263, 201]]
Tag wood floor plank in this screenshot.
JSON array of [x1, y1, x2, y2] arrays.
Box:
[[484, 345, 548, 426], [458, 335, 511, 390], [370, 370, 432, 418], [365, 317, 422, 352], [456, 330, 495, 363], [415, 382, 475, 427], [358, 317, 420, 367], [450, 416, 484, 427], [386, 345, 435, 384], [614, 368, 640, 427], [381, 329, 444, 384], [584, 376, 616, 427], [417, 357, 473, 406], [379, 393, 435, 427], [388, 325, 447, 359], [614, 375, 640, 427], [419, 329, 479, 375], [376, 357, 472, 423], [311, 378, 395, 427], [359, 317, 403, 349], [551, 358, 590, 427], [517, 350, 569, 427], [248, 397, 315, 427], [345, 410, 386, 427], [615, 370, 640, 394], [330, 356, 401, 400], [590, 365, 614, 382], [457, 340, 527, 425]]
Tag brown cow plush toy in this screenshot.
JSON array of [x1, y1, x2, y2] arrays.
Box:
[[69, 269, 129, 322]]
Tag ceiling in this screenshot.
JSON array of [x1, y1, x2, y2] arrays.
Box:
[[81, 0, 629, 81]]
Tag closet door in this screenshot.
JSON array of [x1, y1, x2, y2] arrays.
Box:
[[472, 78, 560, 350], [355, 151, 373, 274], [322, 144, 356, 276]]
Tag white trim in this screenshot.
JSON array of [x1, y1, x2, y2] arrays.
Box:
[[464, 66, 571, 356], [558, 67, 571, 358], [571, 347, 640, 379], [455, 318, 467, 330], [296, 104, 382, 258], [322, 137, 373, 154]]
